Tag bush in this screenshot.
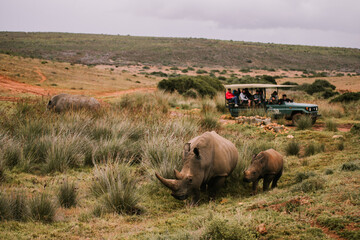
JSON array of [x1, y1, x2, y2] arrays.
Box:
[[292, 178, 325, 193], [350, 123, 360, 134], [325, 169, 334, 175], [0, 192, 11, 221], [297, 79, 336, 96], [183, 89, 197, 99], [91, 163, 140, 215], [58, 179, 78, 208], [341, 162, 360, 171], [325, 118, 338, 131], [282, 81, 298, 86], [157, 75, 224, 98], [10, 191, 30, 221], [294, 171, 316, 183], [200, 114, 220, 130], [296, 115, 313, 130], [201, 216, 257, 240], [304, 142, 324, 156], [285, 141, 300, 156], [3, 141, 22, 168], [330, 92, 360, 103], [30, 193, 56, 223]]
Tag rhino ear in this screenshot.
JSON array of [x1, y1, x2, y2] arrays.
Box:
[[184, 143, 191, 152], [193, 147, 200, 159]]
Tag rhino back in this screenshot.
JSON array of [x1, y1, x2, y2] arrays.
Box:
[[190, 131, 238, 181], [51, 94, 100, 112], [263, 149, 283, 174]]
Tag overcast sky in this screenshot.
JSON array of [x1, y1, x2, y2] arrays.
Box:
[[1, 0, 359, 48]]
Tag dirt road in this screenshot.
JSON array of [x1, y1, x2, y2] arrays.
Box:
[[0, 74, 53, 96]]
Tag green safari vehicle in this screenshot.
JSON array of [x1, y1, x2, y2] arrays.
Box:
[[225, 84, 320, 124]]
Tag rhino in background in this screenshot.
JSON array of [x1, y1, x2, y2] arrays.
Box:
[[243, 149, 283, 195], [47, 94, 100, 112], [155, 131, 238, 205]]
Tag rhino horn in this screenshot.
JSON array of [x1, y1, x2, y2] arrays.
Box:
[[174, 169, 184, 180], [155, 172, 180, 191]]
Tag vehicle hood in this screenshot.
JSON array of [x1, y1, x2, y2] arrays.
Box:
[[283, 102, 318, 107]]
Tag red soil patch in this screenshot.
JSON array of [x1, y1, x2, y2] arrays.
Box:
[[0, 74, 53, 96], [34, 67, 47, 83]]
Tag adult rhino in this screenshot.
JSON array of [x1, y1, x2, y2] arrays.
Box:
[[47, 94, 100, 112], [155, 131, 238, 205]]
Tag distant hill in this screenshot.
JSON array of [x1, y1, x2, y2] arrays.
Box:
[[0, 32, 359, 71]]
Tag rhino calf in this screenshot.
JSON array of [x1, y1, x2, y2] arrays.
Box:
[[47, 94, 100, 112], [155, 131, 238, 205], [243, 149, 283, 195]]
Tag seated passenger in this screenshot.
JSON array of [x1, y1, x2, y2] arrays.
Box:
[[240, 89, 251, 107], [279, 94, 292, 104], [244, 88, 253, 100], [226, 88, 239, 107], [271, 91, 278, 101], [253, 90, 262, 105]]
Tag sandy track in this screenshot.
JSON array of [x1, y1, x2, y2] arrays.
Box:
[[34, 67, 47, 83], [97, 87, 156, 97], [0, 74, 53, 96]]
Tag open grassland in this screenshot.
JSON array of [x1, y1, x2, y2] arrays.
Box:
[[1, 32, 360, 71], [0, 89, 359, 239]]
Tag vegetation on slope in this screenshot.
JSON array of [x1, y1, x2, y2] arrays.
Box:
[[1, 32, 359, 71]]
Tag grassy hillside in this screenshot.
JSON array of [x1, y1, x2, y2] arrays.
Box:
[[1, 32, 359, 71], [0, 91, 359, 239]]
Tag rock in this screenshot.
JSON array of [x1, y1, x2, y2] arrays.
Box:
[[287, 135, 294, 139], [332, 135, 344, 139]]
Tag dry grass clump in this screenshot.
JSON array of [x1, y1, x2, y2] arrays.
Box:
[[0, 192, 11, 221], [200, 114, 220, 130], [296, 115, 313, 130], [304, 142, 325, 156], [57, 179, 78, 208], [10, 191, 30, 221], [91, 162, 140, 215], [325, 118, 338, 131], [29, 192, 56, 223], [292, 177, 325, 193], [285, 140, 300, 156]]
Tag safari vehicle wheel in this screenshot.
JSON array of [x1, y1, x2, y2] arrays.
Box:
[[292, 113, 303, 125], [312, 117, 317, 125]]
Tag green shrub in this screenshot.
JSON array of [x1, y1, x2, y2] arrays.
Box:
[[196, 69, 208, 74], [330, 92, 360, 103], [337, 141, 344, 151], [3, 142, 22, 168], [296, 115, 313, 130], [317, 215, 347, 231], [325, 169, 334, 175], [341, 162, 360, 171], [157, 75, 224, 98], [350, 123, 360, 134], [91, 163, 140, 215], [282, 81, 298, 86], [294, 171, 316, 183], [200, 114, 220, 130], [304, 142, 324, 156], [201, 217, 257, 240], [183, 89, 197, 99], [30, 193, 56, 223], [285, 141, 300, 156], [0, 192, 11, 221], [10, 191, 29, 221], [292, 178, 325, 193], [297, 79, 336, 96], [58, 179, 78, 208], [325, 118, 338, 131]]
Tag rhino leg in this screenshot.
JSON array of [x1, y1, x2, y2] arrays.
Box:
[[251, 179, 259, 195], [271, 170, 282, 189], [263, 175, 275, 191], [191, 189, 200, 206], [208, 176, 226, 200]]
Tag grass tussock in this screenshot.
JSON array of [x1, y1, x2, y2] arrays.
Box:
[[0, 192, 11, 221], [341, 161, 360, 171], [91, 162, 140, 215], [57, 179, 78, 208], [30, 193, 56, 223], [325, 118, 338, 131], [304, 142, 325, 156], [292, 177, 325, 193], [10, 191, 30, 221], [285, 140, 300, 156], [295, 115, 313, 130], [200, 114, 220, 130], [294, 171, 316, 183]]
